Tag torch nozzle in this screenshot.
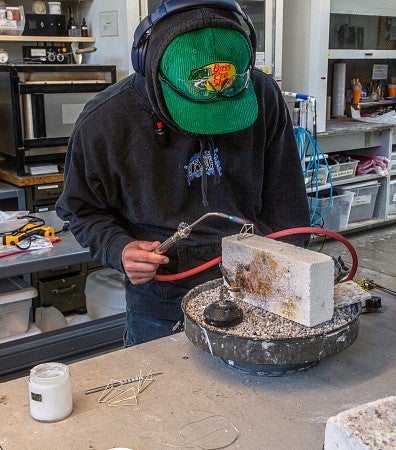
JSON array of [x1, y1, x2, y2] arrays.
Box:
[[154, 212, 250, 255]]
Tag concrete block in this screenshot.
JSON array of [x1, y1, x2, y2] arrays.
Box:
[[324, 396, 396, 450], [221, 234, 334, 327]]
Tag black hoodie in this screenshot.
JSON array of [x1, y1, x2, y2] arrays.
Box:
[[56, 8, 310, 288]]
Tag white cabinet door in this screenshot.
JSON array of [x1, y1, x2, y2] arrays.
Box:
[[140, 0, 283, 79], [329, 0, 396, 58]]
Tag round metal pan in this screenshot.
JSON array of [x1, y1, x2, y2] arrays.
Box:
[[182, 279, 361, 374]]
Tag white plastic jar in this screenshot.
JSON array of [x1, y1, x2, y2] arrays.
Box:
[[48, 2, 62, 15], [29, 362, 73, 422]]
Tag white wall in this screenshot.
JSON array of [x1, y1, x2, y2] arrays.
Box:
[[83, 0, 140, 80], [282, 0, 331, 132]]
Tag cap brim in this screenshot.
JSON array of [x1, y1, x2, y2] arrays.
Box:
[[160, 79, 258, 135]]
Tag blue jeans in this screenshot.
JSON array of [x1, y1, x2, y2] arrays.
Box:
[[123, 279, 189, 347], [123, 245, 222, 347]]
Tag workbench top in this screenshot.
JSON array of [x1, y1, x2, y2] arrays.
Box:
[[0, 164, 64, 187], [320, 118, 393, 136], [1, 291, 395, 450]]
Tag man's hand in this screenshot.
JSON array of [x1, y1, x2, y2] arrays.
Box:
[[122, 241, 169, 285]]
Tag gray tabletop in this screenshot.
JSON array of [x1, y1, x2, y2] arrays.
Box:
[[1, 290, 395, 449]]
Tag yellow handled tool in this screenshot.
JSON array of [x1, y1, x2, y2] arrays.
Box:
[[2, 224, 55, 246]]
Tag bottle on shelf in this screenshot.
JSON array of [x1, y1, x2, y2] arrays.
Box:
[[67, 7, 79, 36], [81, 18, 88, 37], [35, 302, 68, 332], [67, 15, 76, 31], [351, 79, 362, 104]]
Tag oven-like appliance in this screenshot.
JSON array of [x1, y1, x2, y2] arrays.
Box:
[[0, 64, 116, 174]]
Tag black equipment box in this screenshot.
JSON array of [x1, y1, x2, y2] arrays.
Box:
[[22, 45, 71, 64], [23, 14, 67, 36]]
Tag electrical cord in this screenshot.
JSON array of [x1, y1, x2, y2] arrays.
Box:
[[0, 215, 47, 250], [153, 226, 358, 283], [54, 222, 70, 235]]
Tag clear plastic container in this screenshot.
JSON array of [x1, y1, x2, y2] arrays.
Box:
[[389, 178, 396, 214], [336, 180, 380, 223], [68, 307, 91, 326], [305, 165, 329, 186], [35, 302, 68, 332], [309, 191, 354, 231], [85, 268, 126, 319], [328, 159, 358, 181], [0, 5, 25, 35], [0, 277, 37, 338]]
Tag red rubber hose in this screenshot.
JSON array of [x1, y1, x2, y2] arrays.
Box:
[[153, 227, 358, 282]]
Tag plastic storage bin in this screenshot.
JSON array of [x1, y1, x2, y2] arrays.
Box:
[[0, 323, 41, 344], [85, 268, 126, 319], [389, 178, 396, 214], [328, 159, 358, 181], [305, 165, 328, 186], [336, 180, 380, 223], [309, 191, 354, 231], [68, 307, 91, 326], [390, 153, 396, 171], [0, 5, 25, 35], [0, 277, 37, 338]]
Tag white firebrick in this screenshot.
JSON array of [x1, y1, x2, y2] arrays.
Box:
[[222, 234, 334, 327]]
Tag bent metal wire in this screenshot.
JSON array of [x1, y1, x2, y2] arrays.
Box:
[[158, 68, 251, 103]]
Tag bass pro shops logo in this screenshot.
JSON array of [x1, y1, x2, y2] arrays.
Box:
[[188, 62, 236, 92]]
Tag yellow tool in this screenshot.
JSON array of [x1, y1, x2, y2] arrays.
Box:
[[2, 223, 55, 246], [355, 277, 396, 297]]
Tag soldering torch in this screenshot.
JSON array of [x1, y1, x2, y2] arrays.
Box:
[[154, 212, 250, 255]]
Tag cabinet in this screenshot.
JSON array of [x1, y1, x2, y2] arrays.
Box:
[[282, 0, 396, 132], [316, 120, 395, 231], [31, 263, 87, 316], [141, 0, 284, 80], [282, 0, 396, 231], [328, 0, 396, 59], [0, 64, 116, 174]]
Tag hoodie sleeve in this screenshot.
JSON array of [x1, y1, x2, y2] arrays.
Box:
[[258, 74, 310, 246], [56, 130, 133, 273]]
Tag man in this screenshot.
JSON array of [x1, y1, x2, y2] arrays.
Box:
[[56, 0, 310, 346]]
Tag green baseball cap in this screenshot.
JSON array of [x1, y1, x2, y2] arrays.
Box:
[[159, 27, 258, 135]]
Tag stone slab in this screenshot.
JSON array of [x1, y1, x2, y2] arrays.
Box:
[[324, 396, 396, 450]]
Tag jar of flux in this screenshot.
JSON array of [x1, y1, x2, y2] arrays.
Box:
[[29, 362, 73, 422]]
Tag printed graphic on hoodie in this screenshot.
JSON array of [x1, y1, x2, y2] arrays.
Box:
[[184, 148, 222, 185]]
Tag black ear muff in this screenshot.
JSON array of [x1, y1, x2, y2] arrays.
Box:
[[131, 0, 256, 76]]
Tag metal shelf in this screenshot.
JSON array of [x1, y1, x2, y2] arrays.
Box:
[[0, 35, 95, 43], [306, 173, 386, 194], [0, 181, 26, 210]]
